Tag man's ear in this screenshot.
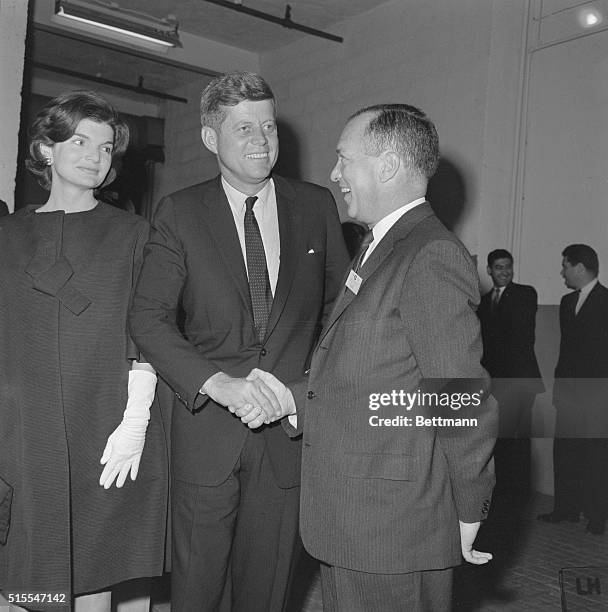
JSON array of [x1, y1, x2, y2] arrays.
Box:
[[201, 126, 219, 154], [378, 151, 400, 183], [487, 265, 492, 277]]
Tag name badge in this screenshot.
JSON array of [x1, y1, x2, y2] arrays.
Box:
[[345, 270, 363, 295]]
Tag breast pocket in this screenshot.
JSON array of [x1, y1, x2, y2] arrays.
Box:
[[343, 452, 417, 481]]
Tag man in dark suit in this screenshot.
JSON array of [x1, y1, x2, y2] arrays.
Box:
[[245, 104, 497, 610], [0, 200, 9, 217], [538, 244, 608, 535], [129, 72, 349, 611], [477, 249, 544, 498]]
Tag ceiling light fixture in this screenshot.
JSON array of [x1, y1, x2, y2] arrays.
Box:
[[53, 0, 182, 49]]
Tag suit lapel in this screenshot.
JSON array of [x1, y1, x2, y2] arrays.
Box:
[[201, 177, 253, 316], [575, 282, 600, 319], [564, 290, 578, 321], [265, 176, 302, 340], [318, 202, 435, 345], [479, 290, 492, 316]]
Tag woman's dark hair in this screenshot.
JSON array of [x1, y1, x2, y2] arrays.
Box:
[[26, 90, 129, 191]]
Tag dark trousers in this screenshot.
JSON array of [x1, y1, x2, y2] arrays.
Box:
[[171, 431, 300, 612], [319, 563, 453, 612], [553, 437, 608, 522], [493, 386, 535, 499]]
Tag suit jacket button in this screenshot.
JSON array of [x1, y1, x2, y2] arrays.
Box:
[[260, 348, 267, 356], [307, 391, 315, 400]]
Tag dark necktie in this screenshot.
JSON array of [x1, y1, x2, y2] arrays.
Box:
[[350, 230, 374, 273], [574, 289, 582, 315], [244, 196, 272, 343], [491, 287, 501, 311]]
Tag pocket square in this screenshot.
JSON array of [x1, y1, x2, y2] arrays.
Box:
[[307, 246, 324, 255]]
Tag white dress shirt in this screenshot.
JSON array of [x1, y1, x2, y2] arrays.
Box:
[[492, 285, 506, 301]]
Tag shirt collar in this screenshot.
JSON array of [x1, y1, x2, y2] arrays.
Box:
[[578, 277, 598, 299], [370, 197, 426, 243], [221, 176, 274, 212]]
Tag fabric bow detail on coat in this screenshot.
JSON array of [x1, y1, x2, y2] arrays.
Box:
[[26, 244, 91, 315]]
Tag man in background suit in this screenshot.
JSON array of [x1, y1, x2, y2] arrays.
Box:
[[538, 244, 608, 535], [0, 200, 8, 216], [245, 104, 497, 610], [477, 249, 544, 499], [129, 72, 348, 611]]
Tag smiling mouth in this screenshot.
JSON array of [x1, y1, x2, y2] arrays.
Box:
[[246, 153, 269, 159]]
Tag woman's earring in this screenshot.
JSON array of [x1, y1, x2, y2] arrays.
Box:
[[45, 157, 53, 166]]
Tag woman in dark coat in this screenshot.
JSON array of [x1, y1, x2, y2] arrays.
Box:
[[0, 91, 168, 611]]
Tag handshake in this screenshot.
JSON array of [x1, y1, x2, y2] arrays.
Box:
[[203, 368, 296, 429]]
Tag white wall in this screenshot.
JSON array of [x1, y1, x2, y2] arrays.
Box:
[[153, 79, 219, 203], [259, 0, 530, 261], [519, 22, 608, 304], [0, 0, 28, 212], [477, 0, 530, 290]]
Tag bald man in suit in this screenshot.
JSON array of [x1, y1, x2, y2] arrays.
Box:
[[244, 104, 497, 610]]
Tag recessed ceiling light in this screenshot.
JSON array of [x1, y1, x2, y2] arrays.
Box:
[[578, 7, 603, 28]]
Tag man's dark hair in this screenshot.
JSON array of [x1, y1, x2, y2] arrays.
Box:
[[349, 103, 439, 179], [562, 244, 599, 276], [200, 71, 276, 131], [487, 249, 513, 266]]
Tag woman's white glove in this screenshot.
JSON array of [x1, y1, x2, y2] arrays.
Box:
[[99, 370, 156, 489]]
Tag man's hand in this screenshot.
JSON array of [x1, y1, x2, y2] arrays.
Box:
[[203, 372, 281, 422], [459, 521, 493, 564], [235, 403, 272, 429], [242, 368, 296, 426]]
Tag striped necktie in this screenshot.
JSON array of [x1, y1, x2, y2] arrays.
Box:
[[491, 287, 501, 311]]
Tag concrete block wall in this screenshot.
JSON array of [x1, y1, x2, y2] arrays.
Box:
[[260, 0, 497, 255], [153, 78, 219, 205]]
